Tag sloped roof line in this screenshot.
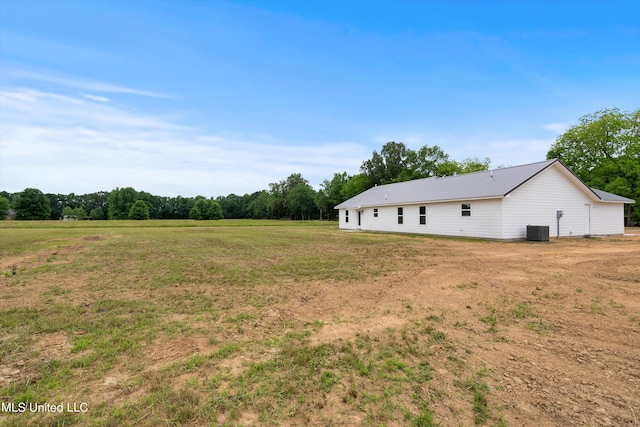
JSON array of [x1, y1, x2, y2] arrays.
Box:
[[502, 158, 557, 197], [547, 159, 636, 203], [334, 159, 634, 209], [590, 188, 636, 203]]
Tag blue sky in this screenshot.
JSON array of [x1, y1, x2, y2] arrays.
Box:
[[1, 0, 639, 197]]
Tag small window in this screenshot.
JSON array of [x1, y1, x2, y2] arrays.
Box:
[[397, 207, 404, 224], [345, 210, 349, 223], [373, 208, 378, 218], [419, 206, 426, 225], [461, 204, 471, 217]]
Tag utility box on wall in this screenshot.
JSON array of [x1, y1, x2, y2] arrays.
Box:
[[526, 225, 550, 242]]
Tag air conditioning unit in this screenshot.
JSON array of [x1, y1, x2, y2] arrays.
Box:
[[526, 225, 549, 242]]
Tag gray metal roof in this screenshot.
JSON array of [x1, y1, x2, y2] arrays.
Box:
[[590, 188, 636, 203], [335, 159, 635, 209]]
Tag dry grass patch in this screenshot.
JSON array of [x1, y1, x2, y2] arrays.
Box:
[[0, 222, 638, 426]]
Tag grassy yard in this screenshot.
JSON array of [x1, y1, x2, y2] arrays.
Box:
[[0, 220, 443, 426], [1, 221, 638, 426]]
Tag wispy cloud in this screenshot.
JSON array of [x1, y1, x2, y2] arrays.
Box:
[[6, 67, 172, 99], [83, 94, 111, 102], [0, 87, 366, 196]]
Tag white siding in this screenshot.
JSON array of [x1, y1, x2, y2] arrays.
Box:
[[591, 203, 625, 235], [502, 164, 597, 239], [343, 199, 503, 239], [338, 209, 358, 230], [339, 162, 627, 239]]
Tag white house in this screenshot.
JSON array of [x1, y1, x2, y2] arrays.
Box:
[[335, 159, 635, 240]]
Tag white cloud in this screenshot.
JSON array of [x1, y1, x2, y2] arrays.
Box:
[[7, 67, 172, 99], [83, 94, 111, 102], [0, 87, 366, 196]]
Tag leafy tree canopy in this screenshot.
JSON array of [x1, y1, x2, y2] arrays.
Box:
[[286, 182, 316, 220], [265, 173, 318, 220], [89, 207, 105, 220], [0, 196, 10, 220], [108, 187, 139, 220], [3, 141, 495, 222], [317, 172, 349, 220], [15, 188, 51, 220], [62, 206, 86, 219], [189, 198, 223, 220], [129, 200, 150, 220], [547, 108, 639, 225], [360, 141, 490, 187]]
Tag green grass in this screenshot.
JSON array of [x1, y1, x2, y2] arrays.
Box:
[[457, 370, 492, 425], [5, 219, 624, 425], [0, 220, 454, 426], [0, 218, 337, 230]]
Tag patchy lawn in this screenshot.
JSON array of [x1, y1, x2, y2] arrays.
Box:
[[1, 221, 638, 426]]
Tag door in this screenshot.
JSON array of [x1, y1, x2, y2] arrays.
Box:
[[584, 204, 591, 235], [358, 210, 362, 227]]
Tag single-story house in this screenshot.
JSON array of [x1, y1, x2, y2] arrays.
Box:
[[335, 159, 635, 240]]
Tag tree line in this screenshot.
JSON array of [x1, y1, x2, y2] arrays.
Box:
[[0, 140, 488, 221], [1, 108, 638, 223]]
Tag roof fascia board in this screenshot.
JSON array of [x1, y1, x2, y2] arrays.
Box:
[[597, 199, 636, 204], [343, 195, 505, 209]]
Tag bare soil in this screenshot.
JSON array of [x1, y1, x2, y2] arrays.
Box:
[[1, 228, 639, 426], [282, 231, 640, 426]]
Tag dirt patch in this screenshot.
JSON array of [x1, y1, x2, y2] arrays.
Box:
[[273, 232, 640, 426], [0, 331, 73, 389], [0, 235, 111, 310], [1, 228, 639, 426], [143, 333, 218, 371], [35, 331, 72, 359]]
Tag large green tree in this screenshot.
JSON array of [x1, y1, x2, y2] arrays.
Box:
[[15, 188, 51, 220], [547, 108, 639, 226], [163, 195, 195, 219], [189, 198, 223, 220], [216, 194, 248, 219], [286, 183, 316, 220], [360, 141, 489, 187], [0, 196, 10, 220], [265, 173, 319, 220], [89, 207, 105, 219], [360, 141, 412, 185], [316, 172, 349, 220], [436, 157, 492, 176], [248, 191, 269, 219], [108, 187, 139, 219], [341, 173, 370, 200], [129, 200, 151, 220]]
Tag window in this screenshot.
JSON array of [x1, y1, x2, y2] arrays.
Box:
[[345, 210, 349, 223], [461, 204, 471, 217], [397, 207, 404, 224], [419, 206, 426, 225], [373, 208, 378, 218]]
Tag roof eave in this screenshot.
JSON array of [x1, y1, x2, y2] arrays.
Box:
[[336, 195, 505, 209]]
